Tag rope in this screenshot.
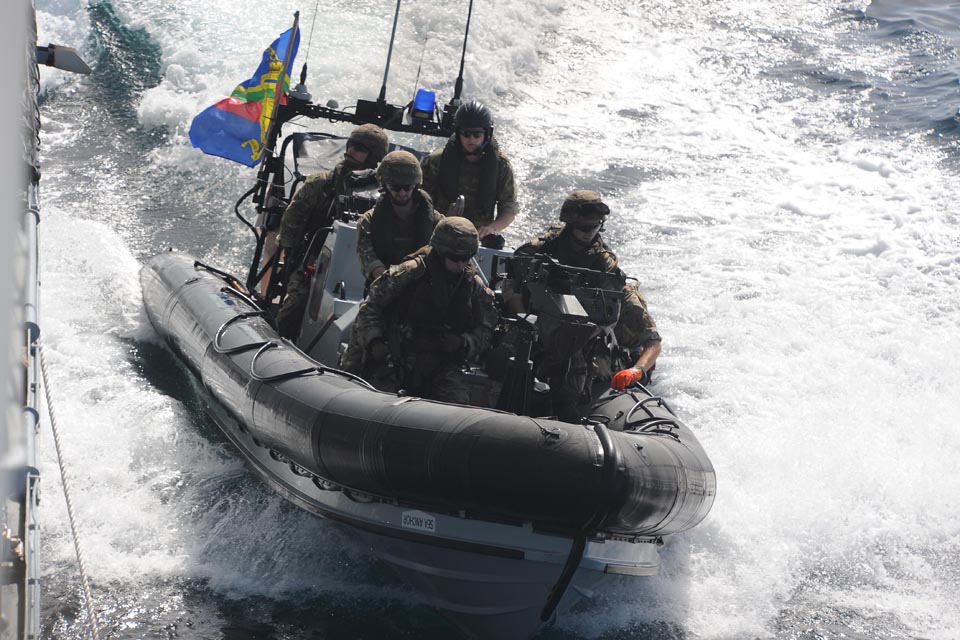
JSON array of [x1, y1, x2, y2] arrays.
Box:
[[37, 339, 102, 640]]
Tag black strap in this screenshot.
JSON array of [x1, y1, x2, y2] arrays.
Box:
[[540, 534, 587, 622]]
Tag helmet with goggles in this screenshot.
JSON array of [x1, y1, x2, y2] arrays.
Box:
[[347, 124, 389, 167], [559, 189, 610, 224]]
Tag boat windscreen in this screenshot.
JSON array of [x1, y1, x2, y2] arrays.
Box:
[[292, 133, 348, 177], [290, 132, 433, 178]]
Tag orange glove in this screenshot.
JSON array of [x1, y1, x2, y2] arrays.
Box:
[[611, 367, 646, 390]]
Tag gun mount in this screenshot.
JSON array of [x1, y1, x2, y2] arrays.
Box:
[[506, 254, 625, 330]]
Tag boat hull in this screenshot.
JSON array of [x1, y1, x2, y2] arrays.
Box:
[[139, 250, 715, 637]]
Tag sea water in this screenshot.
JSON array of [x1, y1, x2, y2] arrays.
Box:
[[33, 0, 960, 638]]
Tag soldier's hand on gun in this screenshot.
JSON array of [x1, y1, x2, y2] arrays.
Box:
[[369, 339, 390, 363], [439, 333, 463, 354], [611, 366, 647, 390]]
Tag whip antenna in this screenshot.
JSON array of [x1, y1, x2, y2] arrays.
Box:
[[452, 0, 475, 104], [296, 0, 322, 94], [379, 0, 403, 104], [412, 38, 427, 95]]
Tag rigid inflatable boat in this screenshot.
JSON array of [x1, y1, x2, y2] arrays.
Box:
[[141, 249, 715, 638], [140, 8, 716, 638]]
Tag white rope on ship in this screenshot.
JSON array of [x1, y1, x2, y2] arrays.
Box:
[[37, 339, 102, 640]]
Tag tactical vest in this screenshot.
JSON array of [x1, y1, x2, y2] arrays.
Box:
[[436, 135, 500, 224], [369, 192, 437, 268], [397, 250, 474, 339], [535, 227, 616, 272]]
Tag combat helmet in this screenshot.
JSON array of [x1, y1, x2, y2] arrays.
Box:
[[347, 124, 389, 166], [454, 100, 494, 140], [377, 150, 423, 186], [430, 216, 480, 256], [559, 189, 611, 224]]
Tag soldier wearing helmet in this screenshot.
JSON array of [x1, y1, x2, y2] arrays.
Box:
[[341, 217, 498, 403], [276, 124, 390, 338], [355, 150, 443, 284], [505, 190, 661, 420], [420, 100, 518, 248]]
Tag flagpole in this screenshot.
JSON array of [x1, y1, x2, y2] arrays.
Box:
[[248, 11, 300, 296], [259, 11, 300, 174]]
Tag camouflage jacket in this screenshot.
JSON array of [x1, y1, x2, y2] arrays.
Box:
[[420, 136, 517, 226], [353, 247, 498, 360], [615, 282, 661, 348], [511, 225, 661, 348], [355, 190, 442, 281], [278, 162, 357, 252], [514, 224, 619, 272]]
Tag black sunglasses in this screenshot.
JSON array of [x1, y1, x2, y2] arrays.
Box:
[[387, 184, 416, 192], [443, 252, 475, 263], [346, 140, 369, 153], [573, 222, 603, 233]]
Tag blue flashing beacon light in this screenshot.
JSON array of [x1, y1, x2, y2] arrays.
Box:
[[412, 88, 436, 121]]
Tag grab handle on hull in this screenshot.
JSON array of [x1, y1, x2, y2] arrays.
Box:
[[249, 342, 322, 382], [194, 260, 246, 292], [213, 311, 273, 354], [624, 395, 680, 437]]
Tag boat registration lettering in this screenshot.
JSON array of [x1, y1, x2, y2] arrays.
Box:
[[401, 510, 436, 534]]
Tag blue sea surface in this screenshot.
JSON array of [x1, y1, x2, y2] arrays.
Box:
[[864, 0, 960, 139]]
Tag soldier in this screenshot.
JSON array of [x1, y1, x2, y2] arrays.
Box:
[[341, 217, 497, 404], [506, 190, 662, 420], [275, 124, 389, 339], [420, 100, 518, 249], [356, 150, 443, 284]]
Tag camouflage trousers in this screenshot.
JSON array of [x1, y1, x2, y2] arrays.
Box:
[[276, 268, 310, 340], [341, 334, 470, 404], [539, 325, 623, 421]]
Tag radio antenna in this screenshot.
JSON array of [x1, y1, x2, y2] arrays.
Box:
[[379, 0, 403, 104], [451, 0, 475, 104]]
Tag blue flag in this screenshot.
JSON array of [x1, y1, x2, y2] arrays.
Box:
[[189, 27, 300, 167]]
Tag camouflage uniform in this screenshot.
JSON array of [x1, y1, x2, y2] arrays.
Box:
[[355, 190, 442, 281], [508, 222, 661, 418], [275, 125, 388, 339], [278, 167, 342, 253], [342, 224, 497, 404], [420, 136, 517, 226], [275, 165, 353, 338]]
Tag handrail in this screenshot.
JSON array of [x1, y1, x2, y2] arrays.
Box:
[[249, 342, 321, 383], [193, 260, 245, 291], [212, 312, 272, 354], [624, 395, 664, 423], [624, 396, 681, 439]]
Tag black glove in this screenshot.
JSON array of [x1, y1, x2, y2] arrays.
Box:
[[369, 340, 390, 363], [346, 169, 377, 188], [439, 333, 463, 354]]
